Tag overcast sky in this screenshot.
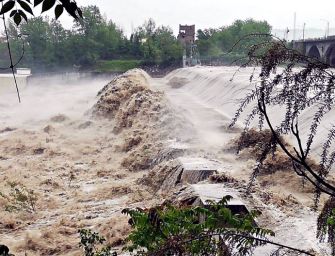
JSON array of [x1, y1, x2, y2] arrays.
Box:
[[65, 0, 335, 38], [1, 0, 334, 39]]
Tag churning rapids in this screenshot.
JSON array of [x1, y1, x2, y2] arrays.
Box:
[[0, 67, 332, 255]]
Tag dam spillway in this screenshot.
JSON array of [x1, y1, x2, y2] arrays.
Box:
[[0, 69, 31, 94]]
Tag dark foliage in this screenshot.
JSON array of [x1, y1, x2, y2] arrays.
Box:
[[317, 197, 335, 255], [0, 0, 82, 102], [0, 0, 82, 25], [0, 244, 10, 256], [0, 12, 183, 72], [79, 229, 116, 256], [121, 196, 311, 256], [230, 35, 335, 198], [196, 19, 272, 59], [230, 34, 335, 254]]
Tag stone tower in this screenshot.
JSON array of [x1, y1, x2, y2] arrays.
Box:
[[177, 24, 195, 46]]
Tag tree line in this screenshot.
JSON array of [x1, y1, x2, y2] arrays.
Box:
[[0, 5, 183, 72], [0, 5, 272, 73], [197, 19, 272, 56], [196, 19, 272, 63]]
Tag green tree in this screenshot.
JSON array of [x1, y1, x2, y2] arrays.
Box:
[[73, 5, 103, 36], [0, 0, 82, 73], [49, 19, 69, 66], [131, 18, 183, 65], [196, 19, 272, 58], [154, 26, 183, 64], [20, 17, 52, 69], [0, 5, 130, 70], [1, 8, 182, 72], [70, 5, 128, 67]]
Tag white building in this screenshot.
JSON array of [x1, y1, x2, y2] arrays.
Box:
[[0, 68, 31, 94]]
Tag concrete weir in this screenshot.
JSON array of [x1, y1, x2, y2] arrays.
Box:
[[160, 157, 220, 190], [175, 183, 251, 216], [0, 69, 31, 94], [178, 157, 219, 184], [164, 157, 250, 215], [162, 157, 250, 215], [191, 184, 249, 215]]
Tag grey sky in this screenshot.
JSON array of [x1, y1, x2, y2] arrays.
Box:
[[1, 0, 334, 39], [67, 0, 335, 38]]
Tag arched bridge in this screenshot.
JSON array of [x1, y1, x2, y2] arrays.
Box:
[[293, 36, 335, 66]]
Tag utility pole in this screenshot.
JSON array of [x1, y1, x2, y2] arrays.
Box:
[[303, 23, 306, 41], [284, 27, 290, 41], [321, 19, 330, 38], [131, 21, 134, 35], [293, 12, 297, 41]]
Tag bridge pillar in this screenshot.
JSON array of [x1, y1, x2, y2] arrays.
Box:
[[295, 37, 335, 66], [293, 41, 305, 55]]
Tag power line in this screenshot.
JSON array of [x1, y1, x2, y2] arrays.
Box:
[[1, 2, 22, 103]]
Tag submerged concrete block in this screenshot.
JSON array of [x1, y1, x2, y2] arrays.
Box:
[[179, 157, 219, 184], [160, 157, 220, 192], [191, 184, 249, 215], [180, 169, 216, 184], [174, 184, 251, 216]]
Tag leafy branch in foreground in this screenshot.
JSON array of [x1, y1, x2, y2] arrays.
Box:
[[0, 0, 82, 25], [0, 244, 14, 256], [121, 196, 311, 255], [229, 34, 335, 254], [318, 197, 335, 255], [0, 0, 82, 102], [79, 229, 116, 256]]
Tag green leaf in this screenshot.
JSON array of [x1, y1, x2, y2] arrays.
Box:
[[41, 0, 55, 12], [34, 0, 43, 7], [54, 4, 63, 20], [18, 10, 27, 22], [13, 12, 22, 26], [327, 217, 335, 226], [77, 8, 82, 18], [17, 0, 34, 15], [9, 10, 16, 17], [65, 2, 78, 19], [0, 0, 15, 15]]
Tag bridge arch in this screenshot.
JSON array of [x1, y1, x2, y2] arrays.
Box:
[[307, 45, 321, 59], [326, 44, 335, 66]]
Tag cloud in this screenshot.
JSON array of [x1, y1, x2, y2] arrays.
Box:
[[74, 0, 335, 36]]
